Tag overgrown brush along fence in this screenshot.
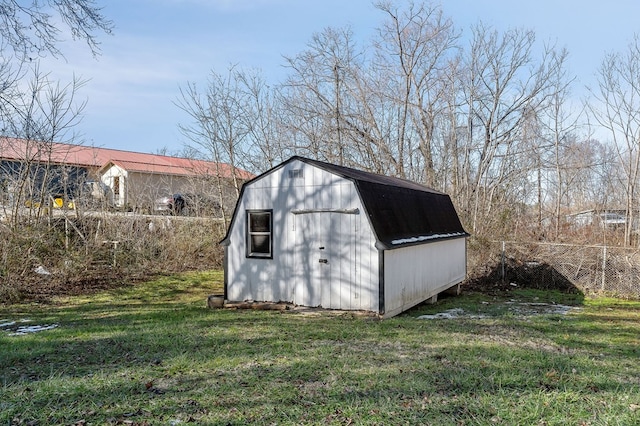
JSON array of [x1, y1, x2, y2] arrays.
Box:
[[4, 212, 640, 303], [0, 214, 226, 302], [468, 238, 640, 298]]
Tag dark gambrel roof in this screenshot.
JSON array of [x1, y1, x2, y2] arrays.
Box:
[[295, 157, 469, 249]]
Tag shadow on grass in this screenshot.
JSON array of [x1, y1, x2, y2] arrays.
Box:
[[4, 311, 638, 424]]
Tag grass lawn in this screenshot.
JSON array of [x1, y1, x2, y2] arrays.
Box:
[[1, 272, 639, 425]]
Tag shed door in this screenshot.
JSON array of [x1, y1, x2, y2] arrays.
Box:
[[296, 213, 330, 307], [295, 212, 355, 309]]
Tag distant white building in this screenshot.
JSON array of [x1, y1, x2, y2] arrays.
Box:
[[98, 157, 252, 211], [566, 209, 628, 229], [0, 137, 253, 212]]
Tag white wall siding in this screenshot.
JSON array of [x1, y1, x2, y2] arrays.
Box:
[[100, 164, 127, 207], [128, 172, 191, 210], [383, 237, 467, 318], [226, 159, 379, 312], [226, 186, 282, 303]]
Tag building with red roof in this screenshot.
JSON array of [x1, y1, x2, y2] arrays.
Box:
[[0, 137, 253, 212]]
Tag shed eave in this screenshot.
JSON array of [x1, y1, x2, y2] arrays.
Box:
[[377, 232, 470, 250]]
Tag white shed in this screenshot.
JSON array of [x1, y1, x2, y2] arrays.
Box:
[[221, 156, 469, 318]]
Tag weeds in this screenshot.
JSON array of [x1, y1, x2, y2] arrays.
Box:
[[0, 215, 226, 303]]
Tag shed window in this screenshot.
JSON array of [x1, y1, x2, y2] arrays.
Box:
[[247, 210, 272, 258]]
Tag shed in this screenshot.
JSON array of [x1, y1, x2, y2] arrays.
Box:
[[221, 156, 469, 318]]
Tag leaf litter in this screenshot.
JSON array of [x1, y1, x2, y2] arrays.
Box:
[[417, 301, 580, 320]]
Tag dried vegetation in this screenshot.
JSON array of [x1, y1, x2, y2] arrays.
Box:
[[0, 213, 226, 303]]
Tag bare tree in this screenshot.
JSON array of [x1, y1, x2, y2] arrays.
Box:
[[0, 0, 113, 59], [534, 51, 582, 237], [0, 0, 111, 222], [281, 26, 365, 166], [177, 66, 264, 225], [459, 24, 567, 234], [590, 34, 640, 246], [177, 1, 609, 246], [0, 65, 87, 225], [373, 0, 459, 184], [237, 70, 290, 172], [280, 2, 461, 183]]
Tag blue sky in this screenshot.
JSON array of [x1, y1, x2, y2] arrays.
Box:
[[39, 0, 640, 155]]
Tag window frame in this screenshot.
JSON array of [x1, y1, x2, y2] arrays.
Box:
[[246, 209, 273, 259]]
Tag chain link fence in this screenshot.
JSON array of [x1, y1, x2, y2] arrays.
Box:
[[466, 238, 640, 298]]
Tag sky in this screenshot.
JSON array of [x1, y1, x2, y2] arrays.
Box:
[[37, 0, 640, 156]]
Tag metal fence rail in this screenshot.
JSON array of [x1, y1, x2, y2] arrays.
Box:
[[467, 239, 640, 298]]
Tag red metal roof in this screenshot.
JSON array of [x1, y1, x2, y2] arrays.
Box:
[[104, 159, 250, 179], [0, 137, 253, 180]]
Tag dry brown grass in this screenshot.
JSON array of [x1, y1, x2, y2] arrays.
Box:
[[0, 213, 227, 303]]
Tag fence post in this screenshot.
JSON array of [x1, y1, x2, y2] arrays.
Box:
[[501, 241, 506, 282], [601, 245, 607, 292]]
